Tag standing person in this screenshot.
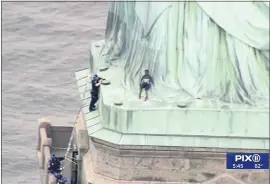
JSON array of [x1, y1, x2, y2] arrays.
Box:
[[139, 69, 154, 101], [89, 74, 104, 112]]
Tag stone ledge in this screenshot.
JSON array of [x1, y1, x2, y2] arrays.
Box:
[[89, 126, 269, 150], [74, 60, 269, 150], [83, 136, 269, 184], [91, 137, 267, 159], [98, 96, 269, 138]]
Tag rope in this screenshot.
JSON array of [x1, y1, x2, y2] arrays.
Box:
[[59, 156, 78, 173], [65, 156, 78, 165], [49, 73, 92, 183], [62, 74, 91, 168]]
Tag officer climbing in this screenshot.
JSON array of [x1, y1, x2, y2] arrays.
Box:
[[47, 153, 64, 174], [47, 153, 69, 184]]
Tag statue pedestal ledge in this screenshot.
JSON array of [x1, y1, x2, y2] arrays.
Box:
[[73, 40, 269, 184]]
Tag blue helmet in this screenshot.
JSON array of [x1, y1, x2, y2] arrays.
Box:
[[50, 153, 55, 158], [93, 74, 98, 78]]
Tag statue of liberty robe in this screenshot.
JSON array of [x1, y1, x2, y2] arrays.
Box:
[[100, 2, 269, 107]]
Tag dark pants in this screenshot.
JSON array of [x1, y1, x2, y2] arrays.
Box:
[[139, 83, 150, 98], [89, 92, 99, 111], [53, 173, 63, 181]]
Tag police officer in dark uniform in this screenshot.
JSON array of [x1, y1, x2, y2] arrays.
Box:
[[139, 70, 154, 101], [89, 74, 105, 112], [48, 154, 65, 174]]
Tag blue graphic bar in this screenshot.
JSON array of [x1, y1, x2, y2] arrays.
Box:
[[226, 153, 269, 170]]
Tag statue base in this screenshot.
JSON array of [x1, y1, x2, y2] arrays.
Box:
[[79, 136, 269, 184], [73, 40, 269, 184]]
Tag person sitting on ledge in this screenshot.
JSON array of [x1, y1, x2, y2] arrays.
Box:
[[89, 74, 105, 112], [139, 69, 154, 101]]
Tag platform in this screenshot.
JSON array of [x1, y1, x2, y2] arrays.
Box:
[[74, 41, 269, 150], [71, 40, 270, 184]]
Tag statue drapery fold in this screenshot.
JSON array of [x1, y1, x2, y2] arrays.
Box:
[[100, 2, 269, 107]]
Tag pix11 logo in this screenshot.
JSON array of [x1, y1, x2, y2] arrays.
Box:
[[226, 153, 269, 170], [235, 154, 261, 162]]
